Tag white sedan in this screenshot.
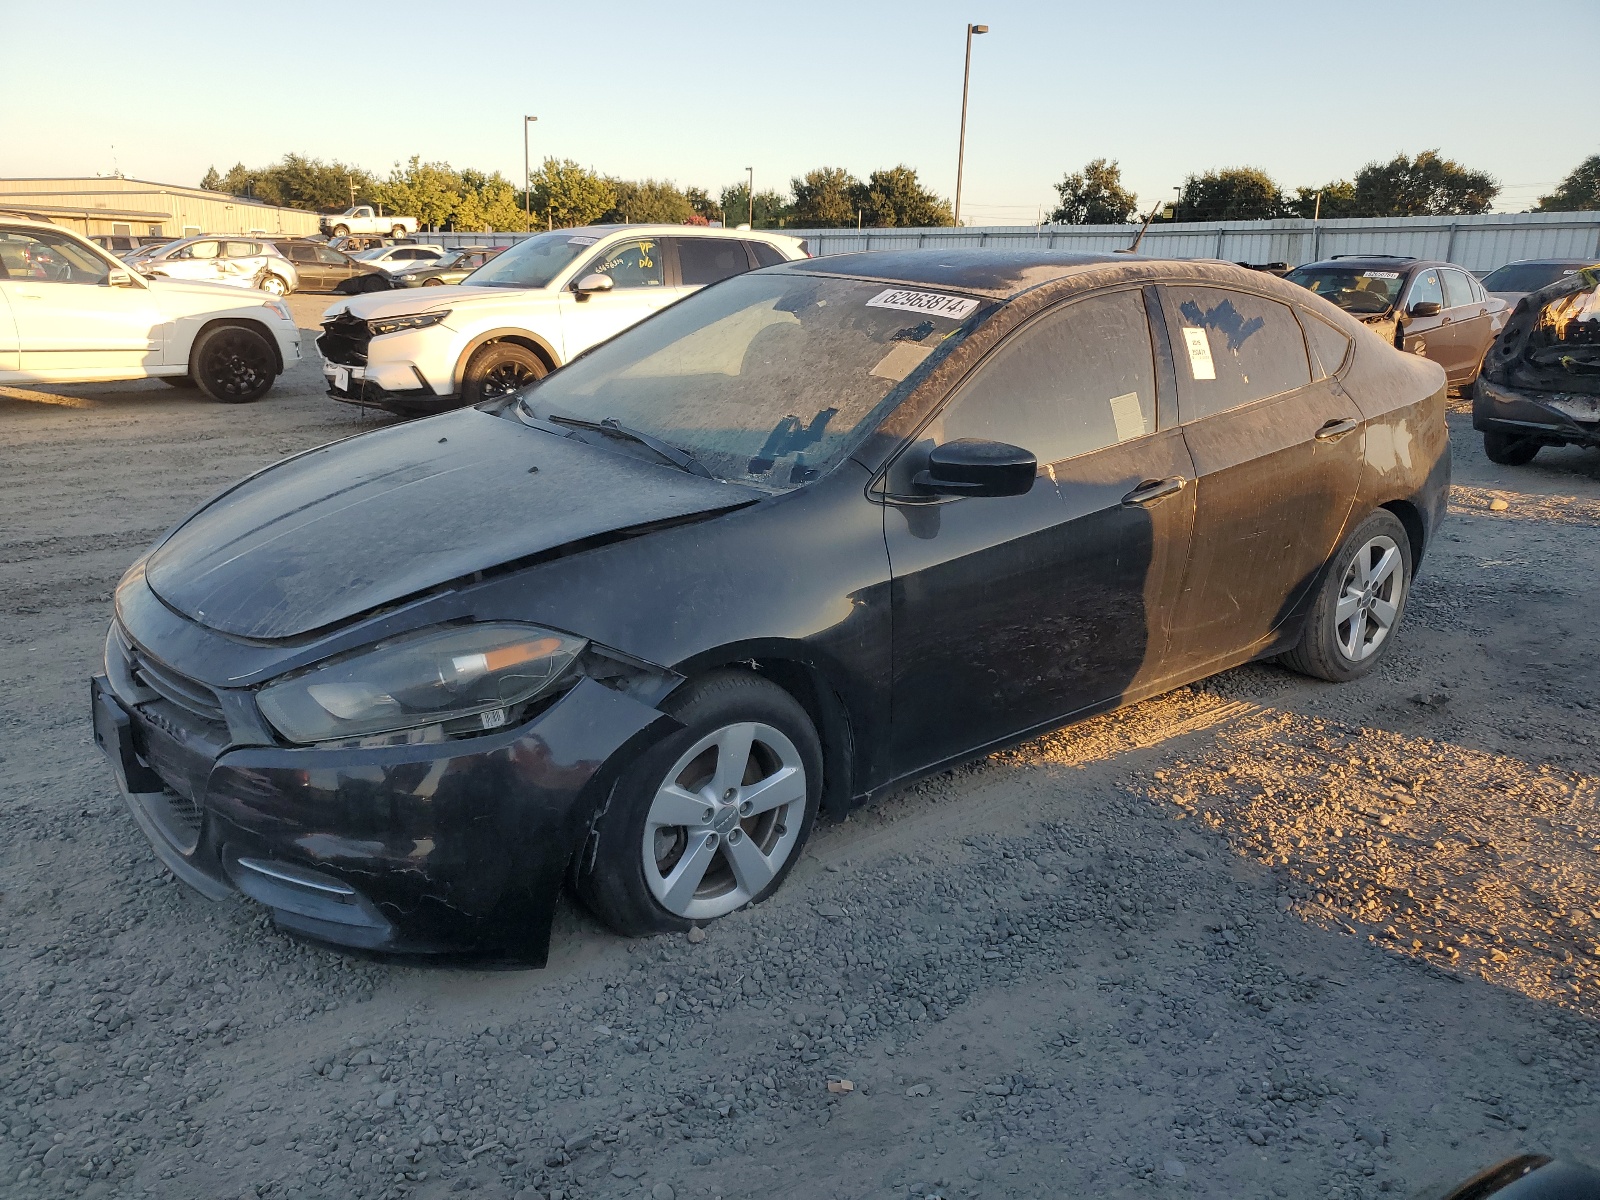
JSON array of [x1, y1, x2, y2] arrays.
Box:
[[0, 218, 301, 403], [349, 244, 449, 274]]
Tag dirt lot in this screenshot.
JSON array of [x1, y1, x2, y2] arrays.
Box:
[[1, 293, 1597, 1200]]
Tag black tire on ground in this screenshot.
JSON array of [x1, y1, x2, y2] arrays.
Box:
[[259, 273, 289, 296], [422, 278, 443, 286], [1483, 429, 1540, 466], [459, 341, 547, 404], [572, 670, 823, 937], [1280, 509, 1413, 683], [190, 324, 277, 404], [159, 375, 197, 388], [390, 225, 406, 238], [359, 274, 392, 293], [332, 224, 350, 237]]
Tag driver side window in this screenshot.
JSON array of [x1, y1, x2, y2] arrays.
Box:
[[176, 241, 220, 261], [0, 231, 110, 285], [1406, 269, 1444, 310], [582, 239, 664, 289]]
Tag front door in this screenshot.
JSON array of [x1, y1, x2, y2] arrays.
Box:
[[1158, 284, 1366, 675], [0, 227, 163, 378], [882, 288, 1195, 776], [556, 237, 675, 359], [156, 239, 225, 284], [1397, 266, 1449, 371]]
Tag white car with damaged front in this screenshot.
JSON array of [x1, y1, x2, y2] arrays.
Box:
[[316, 224, 807, 416]]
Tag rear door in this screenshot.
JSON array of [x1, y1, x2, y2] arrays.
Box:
[[556, 237, 674, 358], [1440, 267, 1491, 380], [1158, 283, 1364, 674]]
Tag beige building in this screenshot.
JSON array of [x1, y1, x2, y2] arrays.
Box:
[[0, 177, 321, 238]]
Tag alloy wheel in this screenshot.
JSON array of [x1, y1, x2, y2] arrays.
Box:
[[260, 274, 287, 296], [481, 360, 540, 398], [1335, 534, 1403, 662], [203, 330, 273, 399], [641, 721, 808, 921]]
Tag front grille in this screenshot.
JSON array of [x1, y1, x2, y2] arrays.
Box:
[[318, 312, 371, 366], [129, 646, 226, 726]]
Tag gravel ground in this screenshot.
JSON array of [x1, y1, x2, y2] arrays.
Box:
[[1, 295, 1596, 1200]]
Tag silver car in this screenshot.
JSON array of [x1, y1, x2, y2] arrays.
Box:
[[134, 235, 299, 296]]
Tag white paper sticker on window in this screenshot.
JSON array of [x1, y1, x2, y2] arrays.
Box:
[[1180, 327, 1216, 380], [1362, 270, 1400, 279], [869, 341, 934, 382], [1108, 392, 1147, 442], [567, 235, 598, 245], [865, 288, 979, 320]]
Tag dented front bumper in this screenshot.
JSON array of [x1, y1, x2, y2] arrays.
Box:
[[1473, 377, 1600, 448], [91, 673, 671, 963]]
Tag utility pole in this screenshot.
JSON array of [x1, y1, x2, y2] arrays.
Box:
[[953, 22, 989, 228], [746, 166, 754, 228], [524, 115, 538, 222]]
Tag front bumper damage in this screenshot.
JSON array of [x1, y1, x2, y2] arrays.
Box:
[[92, 668, 675, 964], [1472, 378, 1600, 448]]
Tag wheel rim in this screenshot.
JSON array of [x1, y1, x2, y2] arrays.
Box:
[[479, 358, 540, 398], [1335, 534, 1403, 662], [642, 721, 807, 921], [203, 331, 272, 398], [261, 275, 285, 295]]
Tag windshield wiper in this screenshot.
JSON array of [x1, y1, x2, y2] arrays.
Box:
[[546, 413, 714, 479]]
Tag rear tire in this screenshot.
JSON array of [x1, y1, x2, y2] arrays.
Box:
[[459, 341, 547, 405], [573, 670, 822, 936], [1280, 509, 1412, 683], [190, 324, 276, 404], [390, 225, 406, 238], [1483, 429, 1539, 466], [259, 273, 288, 296]]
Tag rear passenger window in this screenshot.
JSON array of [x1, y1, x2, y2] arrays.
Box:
[[1442, 269, 1475, 310], [929, 290, 1157, 466], [747, 241, 787, 268], [1299, 312, 1352, 379], [676, 239, 751, 286], [1161, 286, 1310, 422]]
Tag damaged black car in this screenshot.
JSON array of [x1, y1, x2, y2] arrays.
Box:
[[92, 250, 1450, 961], [1473, 265, 1600, 464]]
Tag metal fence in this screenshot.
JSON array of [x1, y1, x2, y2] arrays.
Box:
[[418, 211, 1600, 274]]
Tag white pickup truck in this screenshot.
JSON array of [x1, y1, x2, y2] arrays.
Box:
[[319, 206, 419, 238]]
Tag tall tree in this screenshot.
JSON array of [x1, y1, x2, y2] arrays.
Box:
[[452, 169, 529, 232], [860, 166, 953, 228], [199, 166, 223, 192], [371, 157, 463, 229], [683, 187, 719, 226], [603, 179, 697, 224], [1048, 158, 1139, 225], [529, 158, 617, 229], [1172, 168, 1285, 222], [1285, 180, 1358, 220], [789, 167, 863, 227], [1536, 155, 1600, 212], [719, 182, 790, 229], [1351, 150, 1498, 216]]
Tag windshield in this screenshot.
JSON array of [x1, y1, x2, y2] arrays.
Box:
[[1480, 263, 1589, 294], [463, 230, 594, 289], [1284, 266, 1407, 314], [515, 272, 987, 490]]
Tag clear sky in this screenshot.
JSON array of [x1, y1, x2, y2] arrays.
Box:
[[4, 0, 1593, 222]]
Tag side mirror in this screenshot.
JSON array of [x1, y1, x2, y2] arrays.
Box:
[[1407, 300, 1442, 318], [913, 439, 1036, 498], [573, 273, 614, 300], [107, 269, 139, 288]]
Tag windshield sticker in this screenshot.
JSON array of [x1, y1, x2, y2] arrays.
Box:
[[869, 341, 935, 383], [1108, 392, 1147, 442], [1180, 327, 1217, 380], [567, 236, 598, 245], [866, 288, 979, 320], [1363, 271, 1400, 279]]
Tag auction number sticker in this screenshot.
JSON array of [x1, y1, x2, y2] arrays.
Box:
[[1180, 327, 1216, 380], [866, 288, 979, 320], [1362, 270, 1400, 279]]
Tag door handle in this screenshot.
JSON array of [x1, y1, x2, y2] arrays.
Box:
[[1315, 417, 1360, 441], [12, 287, 41, 298], [1122, 476, 1187, 507]]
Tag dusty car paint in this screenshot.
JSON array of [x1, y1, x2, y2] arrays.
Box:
[[93, 251, 1450, 959]]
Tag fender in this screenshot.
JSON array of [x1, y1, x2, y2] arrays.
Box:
[[452, 326, 561, 393]]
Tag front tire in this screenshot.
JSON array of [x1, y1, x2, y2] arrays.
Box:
[[574, 671, 822, 936], [1483, 429, 1540, 466], [1280, 509, 1412, 683], [459, 341, 547, 404], [332, 224, 350, 237], [190, 324, 276, 404]]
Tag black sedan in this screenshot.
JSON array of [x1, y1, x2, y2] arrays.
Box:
[[91, 251, 1450, 961]]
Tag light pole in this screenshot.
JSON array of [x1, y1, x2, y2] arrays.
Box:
[[953, 23, 988, 228], [523, 115, 538, 222], [746, 166, 754, 228]]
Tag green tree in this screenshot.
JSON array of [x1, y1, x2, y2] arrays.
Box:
[[1048, 158, 1139, 225], [1351, 150, 1497, 216], [789, 167, 863, 227], [200, 166, 223, 192], [719, 182, 790, 229], [528, 158, 617, 229], [1172, 167, 1284, 222], [1286, 180, 1358, 220], [452, 169, 529, 232], [371, 157, 464, 229], [603, 179, 697, 224], [1535, 155, 1600, 212], [683, 187, 718, 225], [860, 165, 952, 227]]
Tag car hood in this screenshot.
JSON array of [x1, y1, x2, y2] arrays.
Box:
[[143, 276, 280, 305], [144, 408, 761, 640], [321, 284, 544, 321]]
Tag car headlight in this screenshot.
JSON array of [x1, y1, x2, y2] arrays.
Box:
[[367, 311, 449, 336], [256, 622, 585, 746], [397, 273, 418, 282], [266, 299, 293, 323]]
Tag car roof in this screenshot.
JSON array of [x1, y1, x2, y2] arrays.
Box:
[[563, 223, 805, 247], [1488, 257, 1598, 268], [1296, 257, 1444, 272], [0, 215, 93, 237]]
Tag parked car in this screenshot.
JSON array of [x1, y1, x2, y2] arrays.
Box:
[[94, 250, 1448, 958], [92, 233, 177, 256], [1478, 258, 1598, 307], [270, 239, 386, 293], [1473, 264, 1600, 463], [388, 246, 505, 288], [0, 217, 300, 402], [135, 236, 299, 296], [347, 244, 448, 274], [319, 206, 418, 238], [1284, 255, 1508, 393], [327, 234, 408, 255], [317, 224, 807, 415]]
